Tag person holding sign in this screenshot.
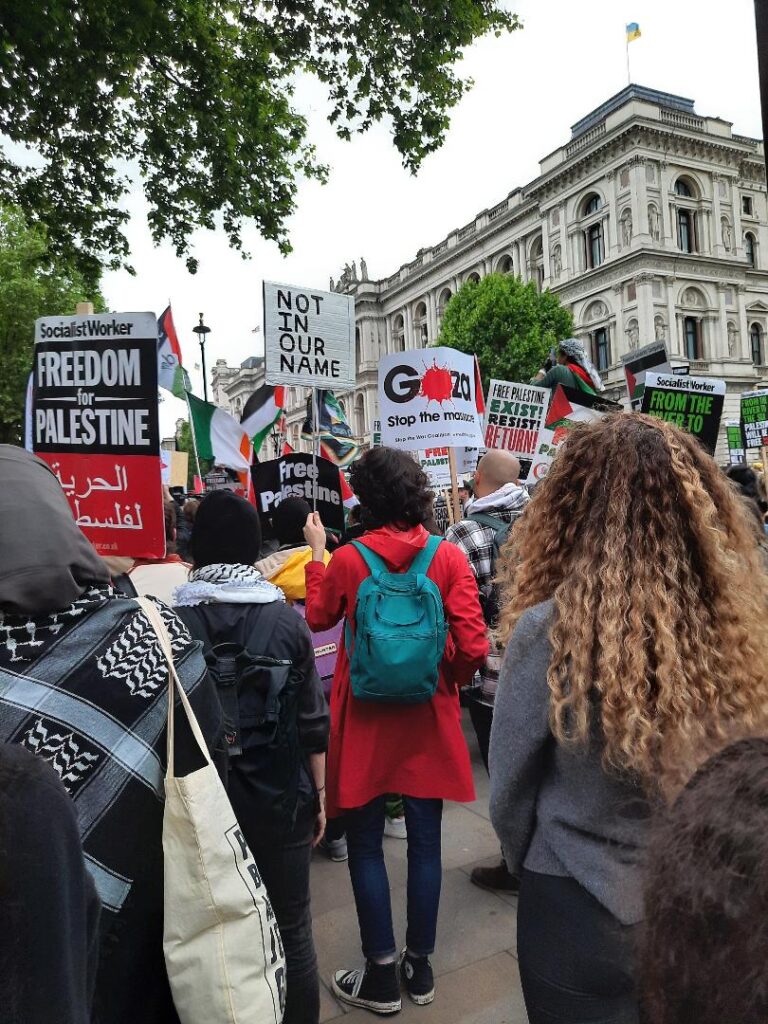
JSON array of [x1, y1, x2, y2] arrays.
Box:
[[302, 447, 488, 1014], [531, 337, 605, 395], [489, 415, 768, 1024]]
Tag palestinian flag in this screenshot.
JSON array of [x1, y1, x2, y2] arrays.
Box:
[[186, 393, 252, 471], [157, 306, 189, 398], [241, 385, 285, 453]]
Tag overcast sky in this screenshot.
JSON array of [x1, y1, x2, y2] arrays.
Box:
[[101, 0, 763, 433]]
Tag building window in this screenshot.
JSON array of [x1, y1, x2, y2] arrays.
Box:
[[675, 178, 693, 198], [413, 302, 429, 345], [626, 282, 637, 302], [678, 209, 695, 253], [586, 222, 604, 269], [751, 323, 763, 365], [591, 328, 610, 371], [584, 194, 602, 215], [746, 232, 756, 268], [683, 317, 702, 360], [393, 314, 405, 351], [743, 195, 754, 216]]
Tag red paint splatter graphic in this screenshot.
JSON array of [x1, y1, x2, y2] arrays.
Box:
[[419, 361, 453, 405]]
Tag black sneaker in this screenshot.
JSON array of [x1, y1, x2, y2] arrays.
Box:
[[399, 949, 435, 1006], [331, 960, 401, 1015], [470, 862, 520, 894]]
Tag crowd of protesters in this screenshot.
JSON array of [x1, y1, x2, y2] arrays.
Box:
[[2, 401, 768, 1024]]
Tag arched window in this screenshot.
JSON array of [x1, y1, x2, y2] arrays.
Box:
[[413, 301, 429, 345], [393, 314, 405, 352], [585, 222, 604, 269], [675, 178, 694, 198], [355, 326, 362, 364], [583, 193, 602, 216], [437, 288, 452, 322], [354, 394, 366, 437], [496, 254, 513, 274], [466, 271, 481, 284], [746, 232, 757, 268], [750, 323, 763, 365], [529, 237, 545, 289]]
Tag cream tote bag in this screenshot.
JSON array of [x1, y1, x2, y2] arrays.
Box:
[[137, 598, 286, 1024]]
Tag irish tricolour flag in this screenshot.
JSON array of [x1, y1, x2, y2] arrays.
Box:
[[240, 384, 285, 452], [187, 393, 253, 471]]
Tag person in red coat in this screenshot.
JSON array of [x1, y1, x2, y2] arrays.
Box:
[[303, 446, 488, 1015]]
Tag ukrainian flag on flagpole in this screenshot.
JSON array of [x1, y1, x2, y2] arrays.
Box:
[[626, 21, 641, 42]]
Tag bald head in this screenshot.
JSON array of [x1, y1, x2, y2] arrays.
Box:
[[473, 450, 521, 498]]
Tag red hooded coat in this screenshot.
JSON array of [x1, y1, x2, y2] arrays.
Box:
[[305, 525, 489, 815]]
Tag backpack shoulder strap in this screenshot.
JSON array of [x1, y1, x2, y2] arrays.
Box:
[[351, 541, 387, 578], [408, 535, 443, 577], [467, 511, 505, 531]]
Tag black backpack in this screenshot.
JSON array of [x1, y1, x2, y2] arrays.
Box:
[[467, 512, 515, 627], [178, 606, 306, 836]]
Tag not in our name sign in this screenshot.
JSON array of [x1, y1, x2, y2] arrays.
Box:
[[263, 281, 355, 390]]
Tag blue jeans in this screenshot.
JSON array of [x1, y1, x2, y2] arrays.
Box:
[[345, 795, 443, 959]]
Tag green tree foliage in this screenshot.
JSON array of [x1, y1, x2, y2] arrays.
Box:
[[175, 419, 212, 488], [0, 1, 519, 285], [0, 206, 105, 445], [438, 273, 574, 388]]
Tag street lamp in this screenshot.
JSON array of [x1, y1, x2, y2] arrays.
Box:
[[193, 313, 212, 402]]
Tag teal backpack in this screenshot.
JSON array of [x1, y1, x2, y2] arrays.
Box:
[[345, 536, 448, 704]]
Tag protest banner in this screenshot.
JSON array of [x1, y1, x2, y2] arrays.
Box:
[[378, 347, 484, 449], [252, 453, 345, 533], [419, 447, 452, 488], [740, 389, 768, 448], [484, 379, 549, 458], [641, 373, 725, 455], [622, 342, 671, 409], [204, 470, 231, 491], [529, 385, 622, 482], [263, 281, 355, 390], [725, 420, 746, 465], [32, 312, 164, 558]]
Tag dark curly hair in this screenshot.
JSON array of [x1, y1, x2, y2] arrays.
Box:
[[349, 447, 433, 530], [641, 737, 768, 1023]]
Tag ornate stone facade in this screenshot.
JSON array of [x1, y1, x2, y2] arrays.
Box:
[[213, 85, 768, 458]]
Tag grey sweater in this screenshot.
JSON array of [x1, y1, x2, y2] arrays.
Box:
[[489, 599, 653, 926]]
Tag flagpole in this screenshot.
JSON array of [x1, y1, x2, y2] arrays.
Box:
[[311, 388, 319, 512], [626, 37, 631, 85], [184, 392, 204, 490]]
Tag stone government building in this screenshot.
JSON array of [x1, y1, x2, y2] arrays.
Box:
[[212, 85, 768, 459]]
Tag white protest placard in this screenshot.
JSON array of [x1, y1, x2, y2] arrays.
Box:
[[263, 281, 355, 389], [419, 447, 452, 488], [484, 380, 549, 459], [378, 347, 484, 449]]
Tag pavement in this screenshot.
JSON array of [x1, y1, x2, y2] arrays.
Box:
[[310, 712, 529, 1023]]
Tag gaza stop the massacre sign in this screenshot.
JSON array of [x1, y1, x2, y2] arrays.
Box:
[[263, 281, 355, 390], [378, 347, 483, 449], [32, 312, 164, 557]]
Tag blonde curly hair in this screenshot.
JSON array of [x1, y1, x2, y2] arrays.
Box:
[[497, 413, 768, 797]]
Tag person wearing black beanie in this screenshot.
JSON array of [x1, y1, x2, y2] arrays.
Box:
[[189, 489, 263, 569], [174, 489, 329, 1024]]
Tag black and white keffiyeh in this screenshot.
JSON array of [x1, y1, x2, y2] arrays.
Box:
[[173, 562, 285, 608]]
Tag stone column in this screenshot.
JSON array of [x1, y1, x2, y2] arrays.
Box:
[[659, 161, 672, 248], [541, 218, 551, 289], [560, 204, 570, 280], [404, 305, 414, 350], [738, 285, 750, 361], [607, 170, 620, 256], [666, 281, 680, 357], [628, 162, 641, 250], [635, 159, 650, 242], [636, 275, 655, 346], [384, 316, 392, 355], [732, 179, 744, 259], [427, 291, 439, 344], [699, 205, 713, 256], [716, 285, 730, 360], [712, 176, 724, 257]]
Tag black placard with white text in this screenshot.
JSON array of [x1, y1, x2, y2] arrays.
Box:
[[252, 453, 345, 534]]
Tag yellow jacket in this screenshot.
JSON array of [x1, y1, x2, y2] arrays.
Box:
[[255, 545, 331, 603]]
